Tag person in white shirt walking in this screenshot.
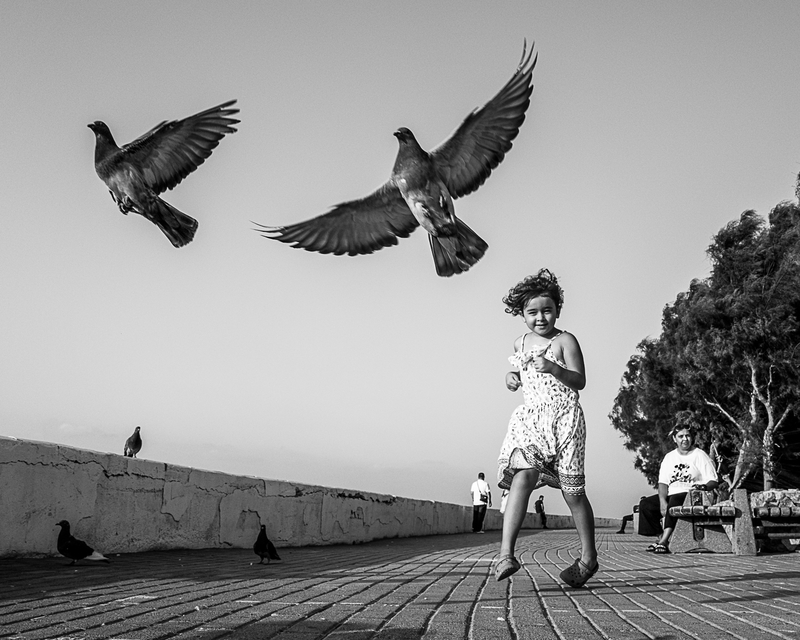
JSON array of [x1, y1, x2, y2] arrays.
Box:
[[470, 472, 492, 533]]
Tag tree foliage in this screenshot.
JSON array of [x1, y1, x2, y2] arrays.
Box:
[[611, 201, 800, 489]]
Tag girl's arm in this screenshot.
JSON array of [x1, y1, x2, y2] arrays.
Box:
[[533, 332, 586, 391], [506, 371, 521, 391], [506, 336, 522, 391]]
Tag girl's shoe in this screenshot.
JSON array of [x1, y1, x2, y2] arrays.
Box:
[[559, 559, 599, 588], [645, 543, 658, 552], [495, 555, 521, 581], [652, 543, 670, 554]]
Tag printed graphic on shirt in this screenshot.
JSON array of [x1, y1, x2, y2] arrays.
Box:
[[669, 463, 693, 485]]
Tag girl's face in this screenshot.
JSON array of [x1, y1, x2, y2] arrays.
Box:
[[523, 295, 559, 338], [672, 429, 694, 452]]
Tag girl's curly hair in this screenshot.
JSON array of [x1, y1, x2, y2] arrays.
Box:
[[503, 268, 564, 316]]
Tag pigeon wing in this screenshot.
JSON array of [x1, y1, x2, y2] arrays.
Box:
[[254, 528, 267, 556], [121, 100, 240, 194], [256, 183, 419, 255], [431, 43, 536, 199], [64, 535, 94, 560]]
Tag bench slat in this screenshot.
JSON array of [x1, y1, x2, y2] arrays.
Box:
[[669, 505, 737, 518]]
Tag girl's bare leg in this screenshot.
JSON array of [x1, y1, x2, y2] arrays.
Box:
[[500, 469, 539, 557], [562, 491, 598, 568]]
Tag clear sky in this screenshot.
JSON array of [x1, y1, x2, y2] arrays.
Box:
[[2, 1, 800, 519]]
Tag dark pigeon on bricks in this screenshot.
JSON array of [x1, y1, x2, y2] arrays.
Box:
[[256, 43, 536, 277], [254, 525, 281, 564], [124, 426, 142, 458], [56, 520, 110, 565], [88, 100, 240, 247]]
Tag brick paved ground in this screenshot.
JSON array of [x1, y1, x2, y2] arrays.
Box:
[[2, 528, 800, 639]]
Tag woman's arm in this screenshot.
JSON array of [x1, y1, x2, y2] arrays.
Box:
[[533, 332, 586, 391], [658, 482, 669, 517], [693, 480, 719, 491], [693, 450, 720, 490]]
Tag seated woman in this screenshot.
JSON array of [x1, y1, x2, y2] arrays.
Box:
[[648, 425, 719, 554]]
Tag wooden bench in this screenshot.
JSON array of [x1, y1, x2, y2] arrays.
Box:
[[669, 489, 800, 555], [751, 502, 800, 552]]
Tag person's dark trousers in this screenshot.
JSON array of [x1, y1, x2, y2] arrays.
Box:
[[541, 513, 548, 528], [472, 504, 487, 532], [663, 492, 688, 530], [617, 514, 633, 533], [638, 494, 664, 536]]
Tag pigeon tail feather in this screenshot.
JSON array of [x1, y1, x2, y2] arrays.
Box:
[[152, 199, 198, 248], [428, 218, 488, 277], [86, 550, 111, 563]]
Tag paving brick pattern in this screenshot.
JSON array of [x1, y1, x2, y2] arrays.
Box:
[[2, 529, 800, 639]]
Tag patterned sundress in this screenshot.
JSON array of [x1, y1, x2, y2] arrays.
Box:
[[497, 332, 587, 495]]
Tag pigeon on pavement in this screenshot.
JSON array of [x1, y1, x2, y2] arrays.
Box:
[[55, 520, 110, 565], [88, 100, 240, 247], [253, 525, 281, 564], [256, 44, 536, 277], [124, 426, 142, 458]]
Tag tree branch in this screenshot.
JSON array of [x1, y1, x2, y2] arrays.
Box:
[[704, 397, 745, 432]]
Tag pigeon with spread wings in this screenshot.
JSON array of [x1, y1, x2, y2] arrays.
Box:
[[257, 44, 536, 277], [88, 100, 240, 247]]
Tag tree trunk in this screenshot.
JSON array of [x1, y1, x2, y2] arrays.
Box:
[[731, 435, 758, 490], [762, 428, 774, 490]]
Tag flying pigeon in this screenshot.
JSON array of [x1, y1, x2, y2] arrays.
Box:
[[88, 100, 240, 247], [253, 525, 281, 564], [55, 520, 110, 565], [256, 44, 536, 277], [124, 426, 142, 458]]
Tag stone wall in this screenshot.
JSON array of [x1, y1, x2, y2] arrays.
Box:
[[0, 436, 617, 558]]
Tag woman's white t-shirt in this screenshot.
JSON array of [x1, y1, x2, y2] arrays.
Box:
[[658, 448, 718, 495]]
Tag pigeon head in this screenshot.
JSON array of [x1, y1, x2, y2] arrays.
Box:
[[88, 121, 116, 143], [393, 127, 416, 143], [56, 520, 70, 529], [392, 128, 426, 167]]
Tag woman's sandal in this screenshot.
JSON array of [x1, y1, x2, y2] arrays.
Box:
[[646, 543, 658, 552], [495, 555, 521, 581], [559, 558, 599, 588], [652, 543, 670, 554]]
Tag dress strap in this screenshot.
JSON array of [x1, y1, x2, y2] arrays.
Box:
[[519, 333, 526, 352]]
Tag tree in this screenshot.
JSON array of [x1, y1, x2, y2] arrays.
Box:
[[611, 201, 800, 490]]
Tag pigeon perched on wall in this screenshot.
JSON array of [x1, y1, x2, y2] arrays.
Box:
[[257, 44, 536, 277], [55, 520, 110, 565], [88, 100, 240, 247], [124, 426, 142, 458], [253, 525, 281, 564]]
